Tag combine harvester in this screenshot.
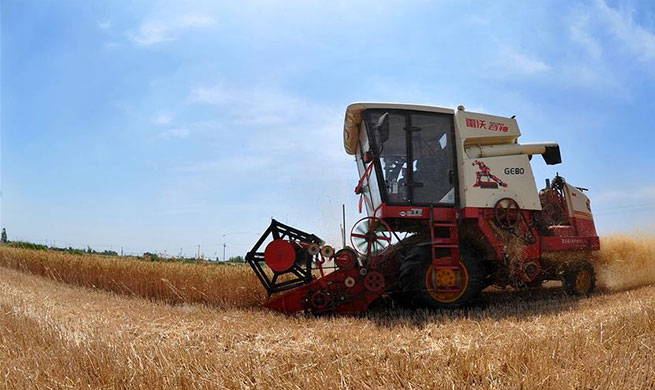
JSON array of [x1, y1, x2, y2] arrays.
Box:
[[246, 103, 600, 314]]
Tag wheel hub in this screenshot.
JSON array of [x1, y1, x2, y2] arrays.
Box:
[[435, 269, 457, 286], [363, 271, 385, 292], [425, 264, 469, 303]]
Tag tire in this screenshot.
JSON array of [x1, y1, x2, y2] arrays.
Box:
[[562, 261, 595, 295], [399, 245, 485, 309]]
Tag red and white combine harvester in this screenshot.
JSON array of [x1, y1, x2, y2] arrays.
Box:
[[246, 103, 600, 314]]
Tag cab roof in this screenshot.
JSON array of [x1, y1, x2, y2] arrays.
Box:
[[343, 102, 454, 155]]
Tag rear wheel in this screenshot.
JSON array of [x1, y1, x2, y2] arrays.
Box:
[[563, 261, 595, 295], [399, 245, 484, 309]]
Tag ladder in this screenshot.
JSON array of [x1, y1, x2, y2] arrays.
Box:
[[429, 206, 463, 293]]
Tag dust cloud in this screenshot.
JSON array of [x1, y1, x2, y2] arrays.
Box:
[[596, 233, 655, 291]]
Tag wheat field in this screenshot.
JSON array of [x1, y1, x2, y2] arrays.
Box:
[[0, 248, 265, 308], [1, 234, 654, 389]]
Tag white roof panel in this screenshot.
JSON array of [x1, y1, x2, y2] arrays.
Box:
[[343, 102, 455, 154]]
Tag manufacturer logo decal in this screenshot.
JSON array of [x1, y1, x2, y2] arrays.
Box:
[[472, 160, 508, 189], [466, 118, 509, 132], [503, 167, 525, 175]]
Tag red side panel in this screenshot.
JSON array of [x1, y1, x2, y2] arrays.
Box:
[[263, 268, 385, 315], [462, 207, 540, 261], [571, 216, 598, 237], [548, 226, 575, 236], [378, 204, 457, 221], [541, 236, 600, 251]]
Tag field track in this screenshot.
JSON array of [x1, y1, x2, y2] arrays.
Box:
[[2, 242, 654, 389]]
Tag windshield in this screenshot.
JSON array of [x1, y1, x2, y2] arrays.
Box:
[[364, 109, 455, 205]]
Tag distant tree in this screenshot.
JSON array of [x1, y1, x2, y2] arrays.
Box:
[[8, 241, 47, 250], [143, 252, 160, 261], [1, 228, 7, 244], [227, 255, 245, 263]]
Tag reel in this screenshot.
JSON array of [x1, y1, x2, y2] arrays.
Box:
[[350, 217, 392, 257]]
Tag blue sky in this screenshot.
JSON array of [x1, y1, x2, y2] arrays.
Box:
[[2, 0, 654, 258]]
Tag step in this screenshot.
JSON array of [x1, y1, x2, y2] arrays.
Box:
[[432, 237, 457, 245], [432, 244, 459, 248], [432, 222, 457, 227]]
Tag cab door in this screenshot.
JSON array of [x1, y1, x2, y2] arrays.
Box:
[[408, 112, 456, 205], [365, 109, 456, 207]]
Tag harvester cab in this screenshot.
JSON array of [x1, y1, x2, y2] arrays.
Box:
[[246, 102, 600, 315]]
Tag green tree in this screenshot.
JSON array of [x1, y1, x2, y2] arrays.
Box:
[[1, 228, 7, 244]]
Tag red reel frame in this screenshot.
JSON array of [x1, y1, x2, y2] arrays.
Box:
[[350, 217, 393, 257]]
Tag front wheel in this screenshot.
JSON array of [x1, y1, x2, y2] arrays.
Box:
[[563, 261, 596, 295], [399, 246, 484, 309]]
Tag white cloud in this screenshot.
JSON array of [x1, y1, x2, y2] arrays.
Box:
[[594, 0, 655, 62], [556, 64, 624, 93], [188, 85, 320, 126], [152, 112, 173, 125], [560, 1, 655, 93], [98, 19, 112, 30], [184, 85, 349, 180], [189, 86, 230, 105], [468, 15, 490, 26], [178, 14, 215, 29], [128, 21, 174, 46], [127, 14, 216, 46], [179, 156, 270, 173], [499, 46, 550, 75], [593, 186, 655, 205], [158, 128, 190, 140], [569, 14, 602, 59], [591, 186, 655, 220]]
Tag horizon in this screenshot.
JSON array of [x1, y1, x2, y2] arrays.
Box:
[[2, 0, 655, 258]]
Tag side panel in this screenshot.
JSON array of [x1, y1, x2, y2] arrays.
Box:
[[564, 184, 593, 218], [461, 155, 541, 210], [454, 110, 541, 210], [564, 184, 597, 236]]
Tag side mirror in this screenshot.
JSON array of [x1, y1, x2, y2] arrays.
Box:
[[375, 113, 390, 144]]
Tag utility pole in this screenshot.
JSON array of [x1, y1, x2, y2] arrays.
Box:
[[342, 204, 346, 248], [222, 233, 227, 262], [221, 231, 256, 262]]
